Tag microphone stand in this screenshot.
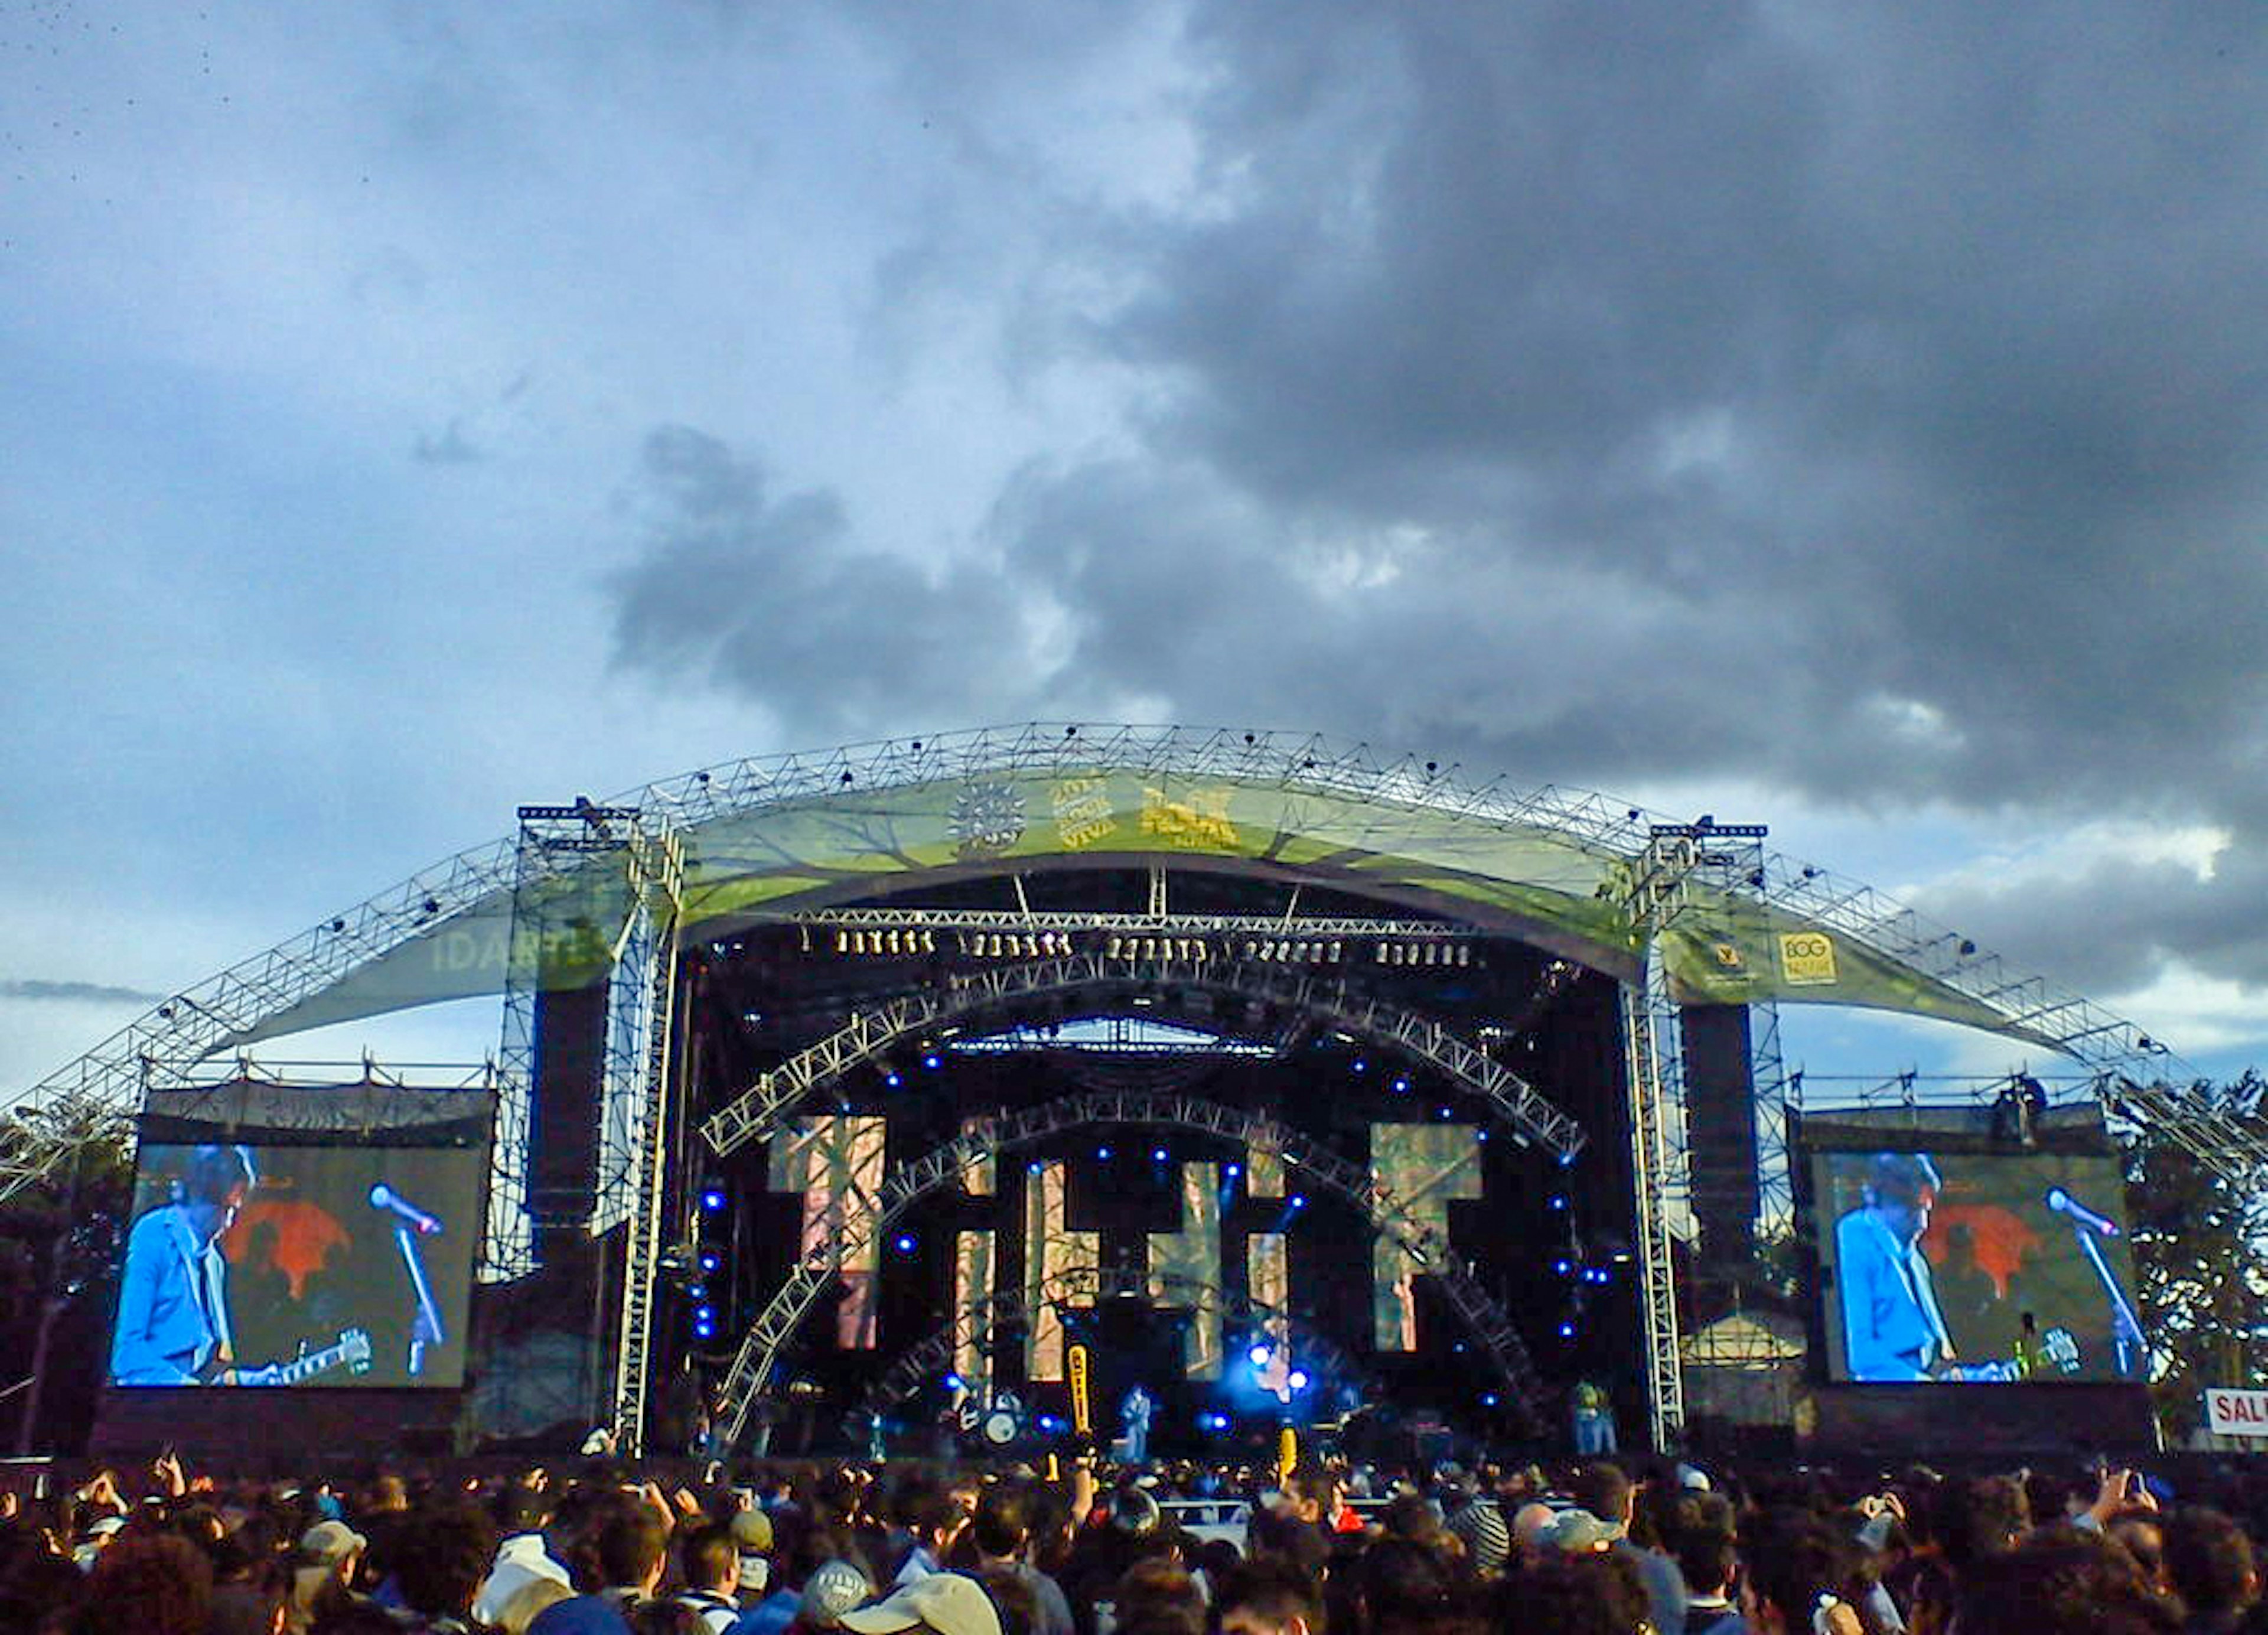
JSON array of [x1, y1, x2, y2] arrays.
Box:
[[393, 1224, 446, 1377], [2065, 1216, 2147, 1378]]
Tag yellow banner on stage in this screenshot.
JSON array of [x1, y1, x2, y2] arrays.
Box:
[[1068, 1343, 1092, 1435]]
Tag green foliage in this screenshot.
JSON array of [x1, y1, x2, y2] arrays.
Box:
[[2123, 1071, 2268, 1439]]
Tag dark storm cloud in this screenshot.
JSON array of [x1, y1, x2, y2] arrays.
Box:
[[611, 0, 2268, 1000], [609, 426, 1049, 737]]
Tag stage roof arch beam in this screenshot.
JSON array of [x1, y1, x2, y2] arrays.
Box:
[[6, 722, 2204, 1209], [712, 1089, 1545, 1444], [698, 954, 1586, 1161]]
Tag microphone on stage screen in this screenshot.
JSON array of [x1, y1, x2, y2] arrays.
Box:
[[370, 1184, 444, 1235], [2044, 1187, 2120, 1237]]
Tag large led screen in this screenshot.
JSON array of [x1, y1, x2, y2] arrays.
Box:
[[1811, 1148, 2145, 1384], [110, 1142, 483, 1389]]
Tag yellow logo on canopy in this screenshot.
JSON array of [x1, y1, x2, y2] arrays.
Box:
[[1778, 932, 1839, 985], [1140, 785, 1237, 849]]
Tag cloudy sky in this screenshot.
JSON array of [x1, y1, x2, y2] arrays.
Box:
[[6, 0, 2266, 1103]]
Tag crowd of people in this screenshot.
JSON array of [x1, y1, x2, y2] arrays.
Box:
[[6, 1441, 2268, 1635]]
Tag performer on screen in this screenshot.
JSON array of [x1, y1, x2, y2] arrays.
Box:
[[1836, 1152, 1959, 1382], [110, 1144, 258, 1386]]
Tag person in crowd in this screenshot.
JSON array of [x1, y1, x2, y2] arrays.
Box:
[[886, 1480, 963, 1588], [730, 1507, 775, 1605], [671, 1523, 744, 1634], [966, 1481, 1074, 1635], [838, 1571, 1004, 1635], [289, 1518, 369, 1632], [1213, 1556, 1326, 1635], [1671, 1523, 1744, 1635], [476, 1483, 573, 1629], [2163, 1507, 2260, 1635], [531, 1495, 671, 1635]]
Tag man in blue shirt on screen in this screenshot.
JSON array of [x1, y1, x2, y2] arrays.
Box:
[[110, 1144, 257, 1386], [1836, 1152, 1958, 1382]]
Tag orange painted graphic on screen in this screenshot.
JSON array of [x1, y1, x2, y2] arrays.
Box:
[[223, 1201, 351, 1298], [1922, 1206, 2040, 1299]]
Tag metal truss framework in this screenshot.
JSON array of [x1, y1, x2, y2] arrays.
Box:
[[699, 954, 1588, 1162], [1617, 830, 1718, 1451], [607, 825, 685, 1458], [6, 721, 2203, 1214], [2096, 1076, 2268, 1191], [2, 838, 518, 1207], [784, 906, 1486, 944], [851, 1266, 1373, 1423], [710, 1089, 1547, 1448]]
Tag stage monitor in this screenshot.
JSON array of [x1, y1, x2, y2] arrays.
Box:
[[1809, 1147, 2146, 1385], [111, 1128, 485, 1390]]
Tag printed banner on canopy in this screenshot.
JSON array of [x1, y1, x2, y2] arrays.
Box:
[[229, 763, 2065, 1057]]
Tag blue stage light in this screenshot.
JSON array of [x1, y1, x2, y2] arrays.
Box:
[[885, 1071, 903, 1089], [699, 1252, 721, 1273], [1481, 1392, 1499, 1408], [1028, 1160, 1044, 1174], [1555, 1258, 1574, 1276], [1559, 1321, 1576, 1338], [1249, 1344, 1271, 1367], [1098, 1145, 1113, 1160], [1392, 1076, 1410, 1093], [1549, 1194, 1568, 1211], [1288, 1369, 1309, 1390], [701, 1188, 726, 1211], [1353, 1058, 1367, 1074], [1559, 1151, 1577, 1168], [1290, 1194, 1306, 1210], [944, 1373, 963, 1392], [923, 1053, 942, 1070], [896, 1234, 917, 1253], [1038, 1414, 1063, 1432], [1152, 1148, 1168, 1163], [1226, 1162, 1242, 1177]]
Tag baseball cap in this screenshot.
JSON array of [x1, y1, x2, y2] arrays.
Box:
[[839, 1572, 1002, 1635], [729, 1509, 774, 1552], [299, 1519, 368, 1564], [1547, 1509, 1619, 1554], [800, 1558, 875, 1628]]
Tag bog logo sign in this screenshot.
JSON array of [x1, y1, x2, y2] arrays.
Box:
[[1778, 931, 1839, 986], [2205, 1389, 2268, 1436]]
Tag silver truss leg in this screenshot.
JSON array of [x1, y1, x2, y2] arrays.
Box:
[[608, 826, 683, 1457], [1621, 973, 1686, 1451]]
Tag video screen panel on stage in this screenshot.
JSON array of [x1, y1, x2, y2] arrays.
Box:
[[110, 1141, 483, 1389], [1811, 1148, 2146, 1385]]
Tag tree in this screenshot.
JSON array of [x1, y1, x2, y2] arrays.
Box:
[[2122, 1071, 2268, 1441], [0, 1109, 134, 1453]]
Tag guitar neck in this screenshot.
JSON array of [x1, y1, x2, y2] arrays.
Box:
[[259, 1334, 366, 1386]]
